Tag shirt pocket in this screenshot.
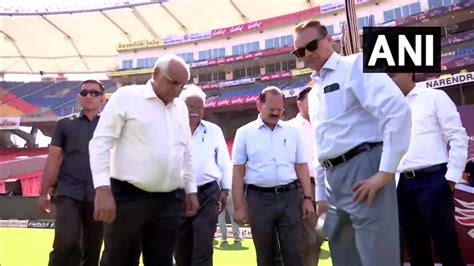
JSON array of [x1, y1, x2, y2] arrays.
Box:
[[282, 135, 297, 164], [320, 86, 346, 119]]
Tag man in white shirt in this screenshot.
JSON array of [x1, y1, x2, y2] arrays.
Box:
[[293, 20, 412, 266], [174, 85, 232, 266], [288, 87, 326, 266], [232, 86, 315, 266], [89, 54, 199, 266], [390, 72, 467, 266]]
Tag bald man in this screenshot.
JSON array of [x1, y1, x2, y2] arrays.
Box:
[[89, 54, 199, 266]]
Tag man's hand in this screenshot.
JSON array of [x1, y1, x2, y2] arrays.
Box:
[[37, 194, 52, 216], [316, 201, 329, 216], [234, 207, 246, 226], [302, 198, 315, 219], [448, 180, 456, 191], [94, 186, 116, 224], [185, 193, 199, 217], [352, 171, 393, 207], [218, 190, 229, 213]]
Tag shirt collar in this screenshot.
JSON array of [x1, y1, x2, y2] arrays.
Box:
[[144, 80, 158, 99], [144, 79, 177, 107], [78, 111, 100, 121], [311, 52, 342, 79], [256, 114, 284, 129], [199, 120, 208, 130], [296, 113, 310, 125], [406, 84, 424, 97]]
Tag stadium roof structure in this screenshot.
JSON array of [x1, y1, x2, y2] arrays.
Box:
[[0, 0, 330, 75]]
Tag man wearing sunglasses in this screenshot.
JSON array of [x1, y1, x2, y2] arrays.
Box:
[[293, 20, 412, 266], [89, 54, 199, 266], [38, 79, 105, 266]]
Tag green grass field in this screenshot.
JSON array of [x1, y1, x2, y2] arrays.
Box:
[[0, 228, 332, 266]]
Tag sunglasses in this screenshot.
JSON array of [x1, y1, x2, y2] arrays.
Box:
[[164, 73, 185, 88], [292, 34, 327, 58], [79, 90, 103, 97]]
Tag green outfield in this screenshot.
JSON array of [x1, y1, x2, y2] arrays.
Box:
[[0, 228, 332, 266]]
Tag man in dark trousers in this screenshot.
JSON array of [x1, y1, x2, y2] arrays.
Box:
[[89, 54, 199, 266], [391, 72, 468, 266], [175, 85, 232, 266], [232, 86, 315, 266], [38, 79, 106, 266]]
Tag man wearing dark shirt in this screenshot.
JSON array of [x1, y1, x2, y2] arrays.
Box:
[[37, 79, 106, 266]]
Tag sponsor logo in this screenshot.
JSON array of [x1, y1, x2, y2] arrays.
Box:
[[116, 38, 163, 51], [247, 21, 263, 30], [27, 220, 55, 229], [230, 25, 244, 33], [212, 29, 227, 37]]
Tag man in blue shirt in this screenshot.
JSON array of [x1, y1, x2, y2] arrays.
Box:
[[232, 86, 315, 266]]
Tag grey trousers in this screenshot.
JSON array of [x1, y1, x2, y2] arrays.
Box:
[[247, 187, 302, 266], [298, 181, 324, 266], [217, 193, 242, 241], [323, 145, 400, 266]]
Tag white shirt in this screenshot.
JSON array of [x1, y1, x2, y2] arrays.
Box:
[[89, 81, 197, 194], [308, 52, 412, 173], [192, 120, 232, 189], [288, 114, 326, 201], [397, 86, 468, 183], [288, 114, 317, 177], [232, 115, 307, 187]]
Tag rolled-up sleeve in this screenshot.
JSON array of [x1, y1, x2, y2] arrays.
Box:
[[89, 89, 126, 188], [232, 128, 247, 165], [315, 165, 327, 201], [435, 91, 468, 183], [350, 55, 412, 173], [295, 128, 308, 164], [181, 109, 197, 194], [216, 127, 232, 190]]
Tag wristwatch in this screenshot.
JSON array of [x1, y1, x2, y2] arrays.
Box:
[[303, 195, 312, 201]]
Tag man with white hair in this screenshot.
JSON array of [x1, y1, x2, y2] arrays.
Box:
[[89, 54, 199, 266], [175, 84, 232, 266]]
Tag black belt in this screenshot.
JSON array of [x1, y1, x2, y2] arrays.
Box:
[[400, 163, 447, 179], [198, 181, 218, 192], [247, 181, 297, 194], [322, 142, 382, 169]]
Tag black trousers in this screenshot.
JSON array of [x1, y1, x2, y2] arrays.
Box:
[[398, 164, 465, 266], [246, 187, 302, 266], [100, 179, 185, 266], [175, 181, 220, 266], [49, 196, 103, 266]]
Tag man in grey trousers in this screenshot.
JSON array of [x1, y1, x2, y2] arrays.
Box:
[[218, 192, 242, 243], [232, 86, 315, 266], [293, 20, 411, 266]]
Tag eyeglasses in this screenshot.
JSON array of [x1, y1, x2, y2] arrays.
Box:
[[292, 34, 327, 58], [164, 73, 185, 88], [79, 90, 103, 97]]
